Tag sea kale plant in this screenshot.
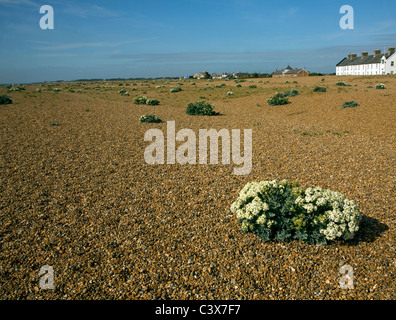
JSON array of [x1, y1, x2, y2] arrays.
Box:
[[341, 101, 360, 109], [267, 93, 290, 106], [376, 83, 386, 89], [170, 87, 182, 93], [0, 95, 12, 105], [186, 101, 219, 116], [134, 96, 160, 105], [230, 180, 361, 245], [313, 86, 327, 92], [139, 115, 162, 123]]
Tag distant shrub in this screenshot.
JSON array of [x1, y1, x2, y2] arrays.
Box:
[[336, 82, 347, 86], [284, 89, 299, 97], [7, 85, 25, 92], [376, 83, 386, 89], [227, 92, 234, 96], [267, 93, 290, 106], [236, 84, 242, 87], [134, 96, 160, 105], [186, 101, 219, 116], [139, 115, 162, 123], [341, 101, 360, 109], [134, 96, 148, 104], [249, 85, 257, 89], [0, 95, 12, 105], [146, 99, 160, 106], [170, 87, 182, 93], [53, 88, 62, 92], [313, 86, 327, 92]]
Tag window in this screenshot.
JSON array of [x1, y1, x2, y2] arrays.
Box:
[[392, 61, 394, 66]]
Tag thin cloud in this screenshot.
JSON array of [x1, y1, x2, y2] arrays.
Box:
[[33, 38, 156, 51], [0, 0, 38, 6], [61, 3, 120, 19]]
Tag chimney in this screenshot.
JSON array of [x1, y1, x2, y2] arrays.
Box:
[[374, 50, 381, 57], [348, 54, 352, 60], [361, 52, 368, 58], [351, 53, 357, 59], [388, 47, 395, 55]]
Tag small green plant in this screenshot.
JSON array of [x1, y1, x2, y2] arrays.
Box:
[[119, 89, 130, 96], [186, 101, 219, 116], [313, 86, 327, 92], [267, 93, 290, 106], [376, 83, 386, 89], [139, 115, 162, 123], [170, 87, 182, 93], [236, 84, 242, 88], [0, 95, 12, 105], [146, 99, 160, 106], [336, 82, 347, 86], [284, 89, 299, 97], [134, 96, 148, 104], [249, 85, 257, 89], [341, 101, 360, 109], [7, 85, 25, 92], [231, 180, 361, 245], [134, 96, 160, 105]]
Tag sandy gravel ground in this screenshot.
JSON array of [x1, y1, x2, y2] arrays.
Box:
[[0, 76, 394, 300]]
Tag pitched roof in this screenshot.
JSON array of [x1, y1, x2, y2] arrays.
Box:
[[272, 66, 306, 75], [337, 53, 391, 66], [285, 68, 304, 74]]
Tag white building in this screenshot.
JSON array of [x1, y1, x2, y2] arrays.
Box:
[[336, 47, 396, 76]]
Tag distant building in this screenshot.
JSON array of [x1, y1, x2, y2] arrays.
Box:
[[272, 66, 309, 78], [193, 72, 211, 79], [336, 47, 396, 76], [233, 72, 250, 79]]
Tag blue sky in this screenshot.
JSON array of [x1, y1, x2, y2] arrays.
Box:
[[1, 0, 396, 83]]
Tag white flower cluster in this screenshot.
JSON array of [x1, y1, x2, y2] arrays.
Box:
[[295, 187, 361, 240], [376, 83, 386, 89], [230, 180, 292, 229], [231, 180, 362, 243]]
